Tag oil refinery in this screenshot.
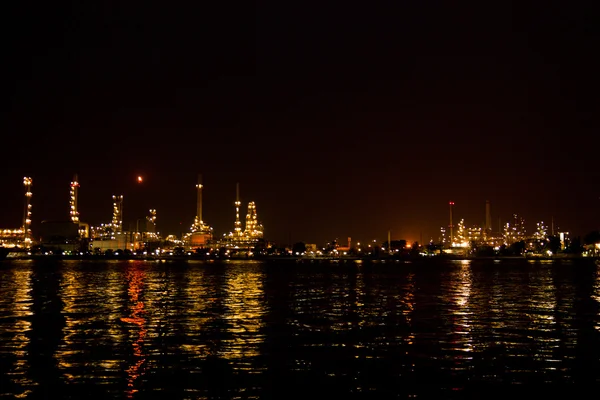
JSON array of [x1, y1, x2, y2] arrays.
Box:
[[0, 174, 267, 257], [1, 175, 591, 261]]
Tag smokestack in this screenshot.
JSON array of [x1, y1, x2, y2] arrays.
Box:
[[196, 174, 203, 222], [485, 200, 491, 232]]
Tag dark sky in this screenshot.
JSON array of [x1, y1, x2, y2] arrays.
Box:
[[1, 2, 599, 245]]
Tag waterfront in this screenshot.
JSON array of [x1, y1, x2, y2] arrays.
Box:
[[1, 258, 600, 399]]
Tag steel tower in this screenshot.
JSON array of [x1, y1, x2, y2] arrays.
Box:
[[112, 195, 123, 232], [70, 174, 80, 223], [22, 177, 32, 246]]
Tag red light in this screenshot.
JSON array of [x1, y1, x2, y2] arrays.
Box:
[[449, 201, 454, 205]]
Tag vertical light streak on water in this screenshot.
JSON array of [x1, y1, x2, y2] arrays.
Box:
[[593, 265, 600, 332], [401, 272, 416, 335], [527, 265, 560, 382], [54, 260, 128, 398], [0, 263, 34, 398], [437, 260, 473, 395], [120, 264, 147, 398], [180, 266, 216, 359], [220, 263, 267, 367], [449, 261, 474, 351]]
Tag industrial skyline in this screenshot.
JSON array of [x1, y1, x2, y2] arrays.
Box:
[[0, 173, 591, 248]]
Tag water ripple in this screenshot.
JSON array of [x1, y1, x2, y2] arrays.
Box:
[[0, 258, 599, 398]]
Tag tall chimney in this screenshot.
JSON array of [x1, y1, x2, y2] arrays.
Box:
[[196, 174, 203, 223]]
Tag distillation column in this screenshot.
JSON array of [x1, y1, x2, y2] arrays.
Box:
[[234, 182, 242, 237], [22, 177, 33, 246], [244, 201, 263, 239], [112, 195, 123, 232], [70, 174, 80, 223]]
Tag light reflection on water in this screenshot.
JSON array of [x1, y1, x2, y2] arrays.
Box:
[[0, 265, 34, 398], [0, 258, 600, 398]]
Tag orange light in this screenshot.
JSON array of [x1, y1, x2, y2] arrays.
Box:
[[137, 176, 143, 183]]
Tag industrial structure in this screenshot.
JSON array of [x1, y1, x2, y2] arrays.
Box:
[[22, 177, 33, 246], [70, 174, 79, 223], [233, 182, 243, 239], [0, 177, 34, 248], [244, 201, 263, 239], [220, 182, 265, 250], [91, 193, 161, 252], [112, 195, 123, 233], [184, 174, 213, 248], [437, 199, 572, 256], [38, 174, 89, 252]]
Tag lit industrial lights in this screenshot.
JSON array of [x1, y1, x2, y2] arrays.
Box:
[[112, 195, 124, 232], [70, 174, 79, 223], [22, 177, 33, 246]]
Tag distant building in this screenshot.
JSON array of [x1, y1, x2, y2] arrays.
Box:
[[38, 220, 84, 252]]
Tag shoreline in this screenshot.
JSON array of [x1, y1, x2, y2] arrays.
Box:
[[2, 251, 598, 263]]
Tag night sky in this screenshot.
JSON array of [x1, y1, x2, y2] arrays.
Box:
[[2, 2, 598, 245]]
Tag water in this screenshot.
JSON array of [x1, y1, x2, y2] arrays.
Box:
[[1, 258, 600, 399]]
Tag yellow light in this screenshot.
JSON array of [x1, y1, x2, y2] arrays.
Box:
[[137, 176, 143, 183]]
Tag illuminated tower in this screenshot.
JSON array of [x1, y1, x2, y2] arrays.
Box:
[[234, 182, 243, 237], [191, 174, 211, 232], [70, 174, 80, 223], [187, 175, 213, 248], [244, 201, 263, 240], [22, 177, 33, 246], [112, 195, 123, 232], [196, 174, 203, 226]]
